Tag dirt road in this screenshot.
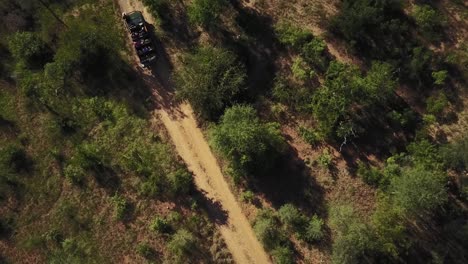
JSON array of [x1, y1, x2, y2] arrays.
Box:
[[116, 1, 271, 263]]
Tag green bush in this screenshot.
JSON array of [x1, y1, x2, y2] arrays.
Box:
[[175, 47, 246, 120], [136, 242, 154, 259], [241, 190, 255, 203], [8, 31, 46, 68], [317, 149, 333, 168], [356, 161, 386, 187], [168, 169, 193, 195], [426, 92, 448, 116], [149, 216, 172, 234], [432, 70, 448, 85], [254, 212, 285, 251], [303, 215, 324, 243], [188, 0, 225, 28], [278, 204, 307, 231], [389, 166, 447, 215], [291, 57, 313, 82], [110, 193, 129, 221], [63, 164, 86, 185], [329, 203, 376, 264], [412, 5, 444, 40], [271, 246, 295, 264], [275, 22, 313, 48], [301, 38, 328, 70], [168, 229, 196, 260], [298, 126, 322, 145], [142, 0, 169, 19], [440, 136, 468, 172], [210, 105, 285, 178]]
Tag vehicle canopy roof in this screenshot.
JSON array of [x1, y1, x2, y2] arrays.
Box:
[[126, 11, 144, 26]]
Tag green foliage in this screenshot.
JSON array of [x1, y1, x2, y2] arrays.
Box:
[[168, 169, 193, 195], [63, 163, 86, 185], [175, 47, 246, 120], [371, 196, 408, 258], [303, 215, 324, 243], [188, 0, 225, 27], [412, 5, 444, 40], [150, 216, 172, 234], [330, 0, 407, 59], [426, 92, 448, 116], [49, 237, 96, 264], [407, 46, 433, 85], [211, 105, 285, 178], [253, 209, 286, 251], [356, 161, 387, 187], [0, 143, 29, 174], [291, 57, 313, 82], [360, 61, 397, 103], [110, 193, 129, 221], [241, 190, 255, 203], [317, 149, 333, 168], [275, 22, 313, 48], [271, 246, 295, 264], [142, 0, 169, 19], [298, 126, 322, 145], [301, 37, 328, 70], [278, 204, 307, 231], [432, 70, 448, 85], [168, 229, 196, 260], [440, 136, 468, 172], [329, 203, 376, 264], [272, 76, 312, 111], [389, 166, 447, 215], [8, 31, 46, 68], [136, 242, 155, 259]]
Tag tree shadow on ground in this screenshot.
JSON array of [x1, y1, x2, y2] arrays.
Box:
[[249, 144, 327, 218], [206, 1, 280, 101], [193, 189, 228, 226]]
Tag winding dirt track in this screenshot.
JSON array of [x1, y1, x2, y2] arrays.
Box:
[[116, 1, 270, 263]]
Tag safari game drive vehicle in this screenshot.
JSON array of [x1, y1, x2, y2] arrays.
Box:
[[122, 11, 156, 67]]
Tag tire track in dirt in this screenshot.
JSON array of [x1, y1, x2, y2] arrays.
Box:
[[116, 1, 271, 263]]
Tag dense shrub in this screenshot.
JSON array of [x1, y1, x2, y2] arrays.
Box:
[[210, 105, 285, 178], [149, 216, 172, 234], [412, 5, 444, 41], [8, 31, 46, 68], [389, 166, 447, 215], [356, 161, 386, 187], [188, 0, 225, 28], [275, 22, 313, 48], [271, 246, 295, 264], [168, 229, 196, 260], [253, 210, 286, 251], [278, 204, 307, 232], [175, 47, 246, 120], [110, 193, 129, 221], [303, 215, 324, 243]]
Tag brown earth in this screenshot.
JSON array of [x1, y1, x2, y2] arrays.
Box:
[[115, 0, 271, 263]]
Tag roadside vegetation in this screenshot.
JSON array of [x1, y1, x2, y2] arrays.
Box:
[[1, 0, 467, 263]]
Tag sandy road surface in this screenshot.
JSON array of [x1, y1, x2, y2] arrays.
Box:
[[116, 1, 271, 263]]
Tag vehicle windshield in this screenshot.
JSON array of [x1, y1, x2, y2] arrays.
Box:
[[128, 12, 143, 25]]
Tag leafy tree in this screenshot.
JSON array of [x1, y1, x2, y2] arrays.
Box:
[[175, 47, 246, 120], [389, 166, 447, 215], [329, 204, 376, 264], [8, 31, 46, 68], [188, 0, 225, 28], [412, 5, 444, 40], [432, 70, 448, 85], [271, 246, 295, 264], [426, 92, 448, 116], [253, 209, 286, 251], [357, 161, 387, 187], [210, 105, 285, 178], [291, 57, 313, 82], [136, 242, 155, 259], [303, 215, 324, 242], [360, 61, 397, 103], [278, 204, 307, 231], [301, 37, 328, 70], [440, 136, 468, 172], [330, 0, 408, 59]]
